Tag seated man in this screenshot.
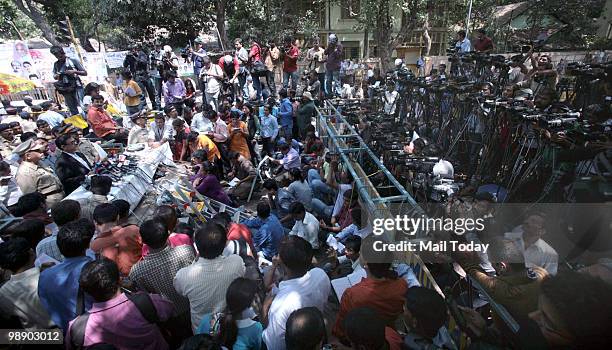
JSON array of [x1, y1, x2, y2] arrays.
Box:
[[65, 259, 174, 349], [262, 179, 295, 222], [0, 238, 55, 329], [87, 95, 128, 144], [242, 201, 284, 261], [38, 219, 95, 331], [90, 203, 142, 276], [505, 213, 558, 276], [272, 142, 300, 184], [285, 307, 327, 350], [77, 175, 111, 222], [148, 112, 174, 148], [343, 307, 403, 350], [227, 151, 256, 201], [288, 202, 319, 250]]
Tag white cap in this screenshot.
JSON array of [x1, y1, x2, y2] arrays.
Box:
[[394, 58, 403, 67], [367, 69, 374, 78], [163, 45, 172, 53], [223, 55, 233, 64]]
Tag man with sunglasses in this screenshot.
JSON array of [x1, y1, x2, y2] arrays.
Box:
[[54, 134, 92, 195], [14, 138, 64, 208]]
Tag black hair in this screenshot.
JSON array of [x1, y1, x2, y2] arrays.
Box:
[[139, 219, 169, 249], [154, 205, 178, 231], [279, 89, 288, 98], [477, 28, 486, 35], [121, 70, 133, 79], [262, 179, 278, 191], [227, 151, 240, 161], [289, 168, 304, 182], [191, 149, 208, 162], [187, 131, 200, 143], [178, 334, 222, 350], [289, 202, 305, 215], [0, 160, 10, 174], [344, 235, 362, 254], [10, 219, 45, 249], [256, 201, 270, 219], [350, 207, 362, 227], [55, 133, 73, 149], [286, 307, 327, 350], [20, 132, 37, 143], [360, 236, 398, 279], [79, 258, 120, 302], [404, 287, 448, 339], [218, 278, 258, 348], [0, 237, 32, 272], [212, 212, 232, 228], [164, 104, 177, 115], [172, 118, 185, 128], [112, 199, 131, 219], [279, 143, 290, 151], [175, 222, 195, 239], [92, 94, 105, 102], [90, 175, 113, 195], [539, 271, 612, 347], [279, 236, 312, 274], [57, 219, 95, 257], [51, 199, 81, 226], [422, 144, 442, 158], [93, 203, 119, 225], [84, 82, 100, 95], [14, 192, 46, 216], [195, 222, 227, 259], [457, 30, 466, 38], [343, 307, 386, 349]]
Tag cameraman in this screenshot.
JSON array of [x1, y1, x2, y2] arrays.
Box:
[[454, 30, 471, 53], [128, 44, 160, 110], [50, 46, 87, 116], [515, 52, 557, 95], [324, 34, 343, 98], [218, 54, 240, 102], [159, 45, 179, 82], [190, 38, 208, 91], [307, 39, 326, 98], [383, 83, 399, 116], [201, 56, 224, 112]]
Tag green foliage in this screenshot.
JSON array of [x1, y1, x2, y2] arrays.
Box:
[[0, 0, 41, 40]]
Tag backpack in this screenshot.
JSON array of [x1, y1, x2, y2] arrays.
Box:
[[227, 239, 262, 282], [69, 292, 188, 349]]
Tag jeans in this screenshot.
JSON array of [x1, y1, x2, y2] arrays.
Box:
[[307, 169, 336, 201], [252, 75, 262, 101], [266, 70, 277, 97], [283, 71, 299, 91], [126, 105, 141, 115], [311, 198, 333, 221], [261, 137, 274, 157], [238, 68, 248, 99], [279, 125, 293, 142], [62, 90, 80, 116], [136, 76, 159, 109], [152, 77, 163, 103], [205, 91, 219, 112], [325, 70, 340, 97], [317, 72, 325, 98]]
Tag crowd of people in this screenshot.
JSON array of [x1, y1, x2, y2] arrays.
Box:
[[0, 28, 610, 350]]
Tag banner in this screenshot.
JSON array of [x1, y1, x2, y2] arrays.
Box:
[[105, 51, 128, 69]]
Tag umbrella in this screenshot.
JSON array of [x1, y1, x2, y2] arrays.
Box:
[[0, 73, 37, 95]]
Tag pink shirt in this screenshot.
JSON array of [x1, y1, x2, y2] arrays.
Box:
[[141, 233, 193, 257], [65, 293, 174, 350]]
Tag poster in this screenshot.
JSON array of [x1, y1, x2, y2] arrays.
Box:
[[105, 51, 128, 69]]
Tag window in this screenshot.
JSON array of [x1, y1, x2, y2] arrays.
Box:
[[342, 41, 360, 59], [341, 0, 360, 19]]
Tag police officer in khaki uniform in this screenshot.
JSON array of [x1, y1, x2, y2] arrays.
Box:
[[14, 138, 65, 208], [0, 124, 15, 160], [57, 124, 101, 165]]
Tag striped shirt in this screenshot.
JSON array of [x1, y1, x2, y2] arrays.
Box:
[[174, 255, 245, 332]]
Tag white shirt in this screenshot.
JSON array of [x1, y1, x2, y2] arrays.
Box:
[[333, 184, 352, 218], [64, 151, 91, 171], [384, 90, 398, 114], [190, 113, 214, 134], [505, 228, 558, 275], [174, 255, 245, 332], [263, 268, 331, 350], [128, 124, 148, 145], [289, 211, 320, 249], [204, 64, 224, 95], [0, 267, 55, 329], [433, 159, 454, 179], [148, 121, 174, 142], [0, 178, 22, 206], [38, 110, 65, 128]]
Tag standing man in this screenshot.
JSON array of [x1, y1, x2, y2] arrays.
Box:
[[473, 29, 494, 53], [265, 40, 281, 98], [163, 71, 186, 116], [50, 46, 87, 116], [278, 88, 293, 141], [307, 40, 326, 99], [201, 56, 224, 112], [324, 34, 343, 98], [282, 37, 300, 93], [191, 38, 208, 91], [149, 43, 164, 105], [218, 54, 241, 102], [455, 30, 471, 53], [234, 38, 250, 100], [123, 44, 159, 110], [248, 35, 264, 102]]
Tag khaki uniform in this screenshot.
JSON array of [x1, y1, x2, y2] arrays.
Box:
[[16, 161, 65, 208], [0, 139, 15, 160], [78, 139, 99, 165]]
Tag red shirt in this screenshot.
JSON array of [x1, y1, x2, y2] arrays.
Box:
[[283, 45, 299, 73], [90, 225, 143, 276], [87, 106, 117, 138], [473, 36, 493, 52], [227, 222, 255, 253], [333, 277, 408, 339], [385, 327, 403, 350]]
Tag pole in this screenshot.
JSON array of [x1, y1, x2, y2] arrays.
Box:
[[9, 20, 25, 41], [466, 0, 473, 37], [66, 16, 84, 66]]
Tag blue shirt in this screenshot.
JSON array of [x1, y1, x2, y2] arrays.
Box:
[[243, 214, 284, 259], [259, 114, 279, 140], [258, 106, 279, 119], [38, 256, 93, 332], [456, 38, 471, 53], [197, 313, 263, 350], [278, 98, 293, 128]]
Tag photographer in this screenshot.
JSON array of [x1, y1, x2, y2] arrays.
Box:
[[473, 29, 494, 53], [218, 54, 241, 102], [50, 46, 87, 117], [190, 38, 208, 91], [324, 33, 343, 98], [307, 39, 326, 98], [234, 38, 250, 100], [201, 56, 224, 112], [454, 30, 471, 53], [159, 45, 179, 81], [282, 36, 300, 93], [248, 35, 265, 102], [515, 52, 557, 94], [149, 43, 164, 102], [130, 44, 159, 110]]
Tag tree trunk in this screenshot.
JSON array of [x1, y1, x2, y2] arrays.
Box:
[[374, 0, 394, 71], [79, 32, 96, 52], [216, 0, 229, 51], [422, 13, 431, 57], [12, 0, 62, 46], [363, 28, 369, 58]]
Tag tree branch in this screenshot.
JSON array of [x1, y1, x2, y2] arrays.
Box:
[[12, 0, 62, 46]]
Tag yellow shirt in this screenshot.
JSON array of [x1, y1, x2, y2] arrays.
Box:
[[197, 135, 220, 162], [123, 80, 142, 107]]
